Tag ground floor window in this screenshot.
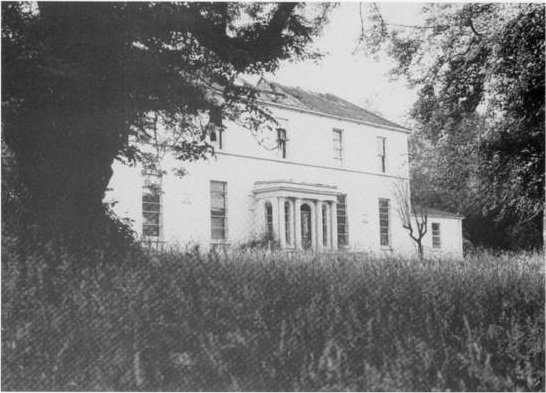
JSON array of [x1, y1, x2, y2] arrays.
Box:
[[142, 172, 162, 239], [210, 181, 227, 240], [337, 195, 348, 247], [432, 222, 441, 248], [379, 198, 390, 246]]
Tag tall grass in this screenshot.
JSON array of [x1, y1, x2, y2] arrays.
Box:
[[2, 243, 544, 391]]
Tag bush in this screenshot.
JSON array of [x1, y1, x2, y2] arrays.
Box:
[[238, 232, 280, 251], [2, 242, 544, 391]]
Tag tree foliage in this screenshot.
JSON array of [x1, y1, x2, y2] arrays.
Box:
[[372, 3, 545, 250], [2, 2, 332, 249]]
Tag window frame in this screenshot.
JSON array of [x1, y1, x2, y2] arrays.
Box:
[[209, 107, 224, 150], [210, 181, 228, 241], [142, 171, 163, 241], [379, 198, 390, 247], [210, 128, 223, 150], [337, 194, 349, 247], [377, 136, 386, 173], [432, 222, 441, 249], [333, 129, 343, 165], [277, 128, 287, 159]]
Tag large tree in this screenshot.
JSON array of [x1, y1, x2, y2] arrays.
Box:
[[368, 3, 545, 249], [2, 2, 332, 248]]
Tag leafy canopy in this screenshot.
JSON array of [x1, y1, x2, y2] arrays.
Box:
[[2, 2, 333, 248], [369, 3, 544, 249]]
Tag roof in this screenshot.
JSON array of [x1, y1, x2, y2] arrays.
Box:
[[255, 79, 408, 131], [413, 207, 464, 219]]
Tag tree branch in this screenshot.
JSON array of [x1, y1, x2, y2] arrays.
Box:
[[186, 3, 299, 69], [352, 2, 366, 53], [467, 17, 482, 39], [372, 2, 387, 40]]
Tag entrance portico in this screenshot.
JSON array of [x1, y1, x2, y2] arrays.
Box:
[[254, 180, 340, 250]]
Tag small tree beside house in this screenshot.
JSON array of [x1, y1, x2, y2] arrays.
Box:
[[393, 180, 428, 259]]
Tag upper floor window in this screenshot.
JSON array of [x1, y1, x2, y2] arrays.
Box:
[[432, 223, 441, 249], [379, 198, 390, 247], [142, 172, 162, 239], [377, 136, 386, 173], [277, 128, 287, 158], [337, 195, 349, 247], [210, 181, 227, 240], [210, 128, 223, 150], [210, 107, 223, 126], [210, 107, 223, 150], [333, 129, 343, 165]]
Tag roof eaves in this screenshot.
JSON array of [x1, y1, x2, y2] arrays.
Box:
[[417, 209, 465, 219], [428, 213, 465, 219]]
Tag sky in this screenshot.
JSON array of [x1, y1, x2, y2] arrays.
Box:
[[262, 3, 425, 128]]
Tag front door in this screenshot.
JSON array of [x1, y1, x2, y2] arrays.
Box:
[[301, 204, 312, 249]]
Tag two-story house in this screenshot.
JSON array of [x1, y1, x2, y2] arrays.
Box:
[[105, 80, 464, 257]]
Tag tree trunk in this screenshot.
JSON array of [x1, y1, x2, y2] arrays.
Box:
[[6, 107, 126, 251]]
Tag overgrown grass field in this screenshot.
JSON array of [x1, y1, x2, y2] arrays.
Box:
[[2, 245, 544, 391]]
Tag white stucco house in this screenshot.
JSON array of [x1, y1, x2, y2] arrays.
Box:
[[105, 80, 464, 258]]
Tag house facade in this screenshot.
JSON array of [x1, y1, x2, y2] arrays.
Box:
[[105, 81, 464, 258]]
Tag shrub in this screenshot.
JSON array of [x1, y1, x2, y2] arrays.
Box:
[[238, 232, 280, 251]]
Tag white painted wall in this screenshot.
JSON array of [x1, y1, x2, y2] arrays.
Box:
[[105, 105, 462, 257], [414, 215, 464, 259], [222, 105, 410, 179]]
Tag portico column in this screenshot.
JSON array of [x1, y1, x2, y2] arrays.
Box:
[[330, 200, 338, 250], [294, 198, 302, 249], [309, 201, 317, 249], [256, 198, 266, 236], [324, 203, 331, 249], [288, 199, 295, 247], [271, 198, 279, 241], [278, 197, 286, 248], [315, 200, 323, 251]]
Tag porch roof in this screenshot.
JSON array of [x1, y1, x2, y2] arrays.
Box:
[[253, 180, 339, 202]]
